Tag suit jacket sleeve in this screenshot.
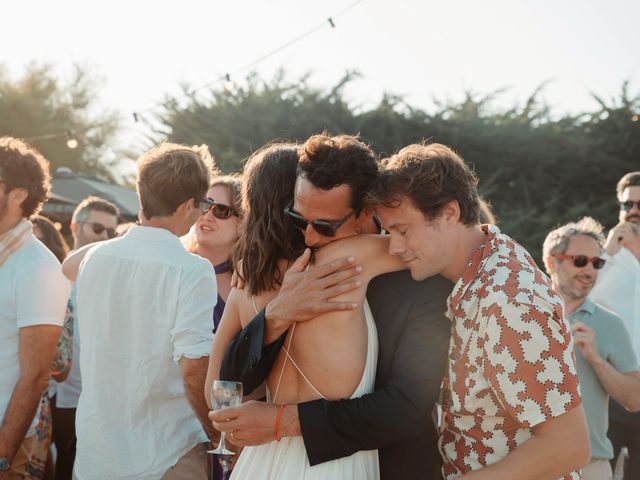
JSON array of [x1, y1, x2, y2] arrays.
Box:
[[219, 309, 286, 395], [297, 277, 452, 465]]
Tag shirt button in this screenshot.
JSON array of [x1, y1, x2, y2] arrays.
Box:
[[249, 358, 257, 370]]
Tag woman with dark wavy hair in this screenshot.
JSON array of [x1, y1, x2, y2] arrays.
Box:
[[205, 142, 405, 479]]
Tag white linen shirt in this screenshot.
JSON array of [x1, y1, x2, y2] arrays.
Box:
[[589, 247, 640, 356], [0, 235, 69, 436], [74, 225, 216, 480]]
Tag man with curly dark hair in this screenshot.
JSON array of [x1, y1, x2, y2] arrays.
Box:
[[215, 134, 453, 480], [0, 137, 70, 479]]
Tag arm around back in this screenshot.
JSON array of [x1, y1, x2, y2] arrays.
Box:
[[298, 274, 452, 465]]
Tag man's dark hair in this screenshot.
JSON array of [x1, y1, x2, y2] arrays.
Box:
[[617, 171, 640, 198], [72, 196, 120, 224], [298, 134, 378, 214], [0, 136, 51, 218], [368, 143, 480, 226]]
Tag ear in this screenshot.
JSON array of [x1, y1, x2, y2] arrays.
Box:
[[70, 222, 79, 234], [440, 200, 461, 224], [544, 255, 558, 274], [9, 187, 28, 207], [355, 207, 375, 234], [176, 197, 197, 216]]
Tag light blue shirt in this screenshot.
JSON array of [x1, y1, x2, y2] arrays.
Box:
[[569, 298, 638, 459]]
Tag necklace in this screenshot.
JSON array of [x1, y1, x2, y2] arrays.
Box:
[[214, 260, 231, 274]]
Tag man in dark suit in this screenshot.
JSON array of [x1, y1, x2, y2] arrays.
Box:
[[210, 134, 452, 479]]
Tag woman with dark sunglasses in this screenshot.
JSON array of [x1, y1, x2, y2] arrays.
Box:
[[204, 143, 405, 480], [189, 176, 243, 335]]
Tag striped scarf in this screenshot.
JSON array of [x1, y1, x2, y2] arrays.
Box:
[[0, 219, 32, 267]]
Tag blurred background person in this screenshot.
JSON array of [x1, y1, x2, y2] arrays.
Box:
[[544, 217, 640, 480], [188, 176, 243, 335], [31, 215, 69, 263], [590, 171, 640, 478]]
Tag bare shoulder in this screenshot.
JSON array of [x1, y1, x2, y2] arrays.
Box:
[[315, 234, 390, 264]]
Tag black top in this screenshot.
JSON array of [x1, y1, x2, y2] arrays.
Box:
[[221, 270, 453, 480]]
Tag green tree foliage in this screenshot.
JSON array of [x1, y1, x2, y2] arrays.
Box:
[[0, 62, 120, 181], [154, 72, 639, 262]]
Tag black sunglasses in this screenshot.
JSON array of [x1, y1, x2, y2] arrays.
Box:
[[620, 200, 640, 211], [82, 221, 117, 239], [283, 201, 355, 237], [199, 197, 237, 220], [552, 254, 607, 270]]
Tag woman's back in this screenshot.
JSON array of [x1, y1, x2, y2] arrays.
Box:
[[234, 235, 403, 403]]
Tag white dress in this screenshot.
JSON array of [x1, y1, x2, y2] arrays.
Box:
[[231, 300, 380, 479]]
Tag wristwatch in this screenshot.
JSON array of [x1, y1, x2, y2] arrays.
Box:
[[0, 457, 10, 471]]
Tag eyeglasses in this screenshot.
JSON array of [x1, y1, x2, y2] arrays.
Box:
[[199, 197, 237, 220], [620, 200, 640, 211], [283, 201, 356, 237], [552, 254, 607, 270], [82, 222, 117, 239]]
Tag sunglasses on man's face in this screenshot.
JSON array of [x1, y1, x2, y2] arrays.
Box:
[[283, 201, 356, 238], [552, 254, 606, 270], [620, 200, 640, 212], [199, 197, 237, 220], [82, 221, 117, 239]]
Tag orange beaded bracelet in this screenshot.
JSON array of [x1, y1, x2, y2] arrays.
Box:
[[274, 403, 286, 442]]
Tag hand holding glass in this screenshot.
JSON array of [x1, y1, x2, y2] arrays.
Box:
[[208, 380, 243, 460]]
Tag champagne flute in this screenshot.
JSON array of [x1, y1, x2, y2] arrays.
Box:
[[208, 380, 243, 471]]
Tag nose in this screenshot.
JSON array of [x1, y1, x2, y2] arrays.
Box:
[[304, 224, 322, 248], [388, 233, 405, 256]]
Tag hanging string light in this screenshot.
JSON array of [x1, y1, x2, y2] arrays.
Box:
[[25, 0, 365, 143], [66, 131, 78, 149]]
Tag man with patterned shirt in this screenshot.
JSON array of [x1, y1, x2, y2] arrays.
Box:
[[369, 143, 590, 480]]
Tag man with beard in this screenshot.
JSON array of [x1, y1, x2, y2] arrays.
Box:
[[544, 217, 640, 480], [0, 137, 69, 478], [589, 171, 640, 477]]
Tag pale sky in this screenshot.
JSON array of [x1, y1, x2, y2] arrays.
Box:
[[2, 0, 638, 162]]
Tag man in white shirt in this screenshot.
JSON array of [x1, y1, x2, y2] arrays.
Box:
[[74, 143, 218, 480], [589, 171, 640, 479], [0, 137, 70, 479], [52, 196, 119, 480]]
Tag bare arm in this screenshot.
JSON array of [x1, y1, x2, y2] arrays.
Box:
[[180, 356, 218, 442], [461, 406, 590, 480], [62, 242, 96, 281], [205, 289, 244, 409], [0, 325, 61, 461]]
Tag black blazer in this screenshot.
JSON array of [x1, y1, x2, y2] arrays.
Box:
[[221, 271, 453, 480]]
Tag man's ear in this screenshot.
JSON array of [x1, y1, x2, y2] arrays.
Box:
[[9, 187, 28, 209], [175, 197, 196, 216], [544, 255, 558, 274], [70, 222, 79, 234], [440, 200, 461, 224]]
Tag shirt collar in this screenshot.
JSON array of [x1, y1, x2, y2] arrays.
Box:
[[573, 297, 596, 315], [124, 225, 183, 246]]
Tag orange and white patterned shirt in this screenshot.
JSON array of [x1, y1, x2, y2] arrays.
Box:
[[439, 225, 582, 480]]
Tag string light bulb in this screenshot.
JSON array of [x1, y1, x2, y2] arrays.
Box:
[[66, 131, 78, 149], [224, 74, 236, 94]]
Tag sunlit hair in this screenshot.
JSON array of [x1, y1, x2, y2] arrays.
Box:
[[72, 195, 120, 224], [187, 175, 243, 255], [234, 143, 305, 295], [136, 142, 216, 219], [478, 196, 497, 225], [30, 215, 69, 262], [0, 136, 51, 218], [542, 216, 605, 271], [298, 133, 378, 214], [617, 171, 640, 199], [367, 143, 480, 226]]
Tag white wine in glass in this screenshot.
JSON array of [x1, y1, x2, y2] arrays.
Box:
[[208, 380, 243, 470]]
